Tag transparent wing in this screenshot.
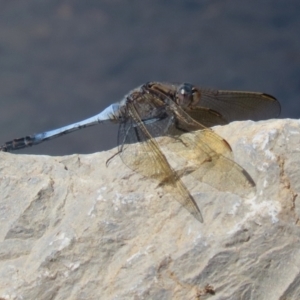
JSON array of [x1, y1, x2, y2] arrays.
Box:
[[162, 97, 256, 195], [167, 131, 255, 195], [193, 89, 281, 126], [118, 95, 203, 223], [143, 82, 281, 127], [183, 107, 228, 128]]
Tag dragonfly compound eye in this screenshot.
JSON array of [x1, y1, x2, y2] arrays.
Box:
[[177, 83, 195, 107]]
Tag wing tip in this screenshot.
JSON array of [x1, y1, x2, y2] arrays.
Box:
[[261, 93, 281, 117], [242, 169, 256, 190], [193, 211, 204, 223]]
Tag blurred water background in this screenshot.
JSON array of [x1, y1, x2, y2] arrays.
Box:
[[0, 0, 299, 155]]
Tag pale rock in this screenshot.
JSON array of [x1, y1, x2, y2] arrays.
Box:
[[0, 119, 300, 300]]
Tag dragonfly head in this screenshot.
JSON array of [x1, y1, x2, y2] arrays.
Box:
[[176, 83, 201, 108]]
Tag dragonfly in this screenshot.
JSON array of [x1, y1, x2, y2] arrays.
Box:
[[0, 82, 281, 223]]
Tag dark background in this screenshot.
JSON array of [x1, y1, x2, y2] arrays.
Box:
[[0, 0, 299, 155]]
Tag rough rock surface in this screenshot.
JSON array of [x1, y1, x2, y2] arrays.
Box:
[[0, 119, 300, 300]]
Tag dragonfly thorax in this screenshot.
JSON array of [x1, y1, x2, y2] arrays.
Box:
[[176, 83, 201, 108]]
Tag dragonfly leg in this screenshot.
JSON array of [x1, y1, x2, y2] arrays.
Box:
[[106, 149, 123, 167]]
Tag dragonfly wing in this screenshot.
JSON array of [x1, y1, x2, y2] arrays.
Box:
[[118, 95, 203, 223], [164, 100, 255, 195], [184, 107, 228, 127], [168, 130, 255, 195], [197, 89, 281, 122]]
